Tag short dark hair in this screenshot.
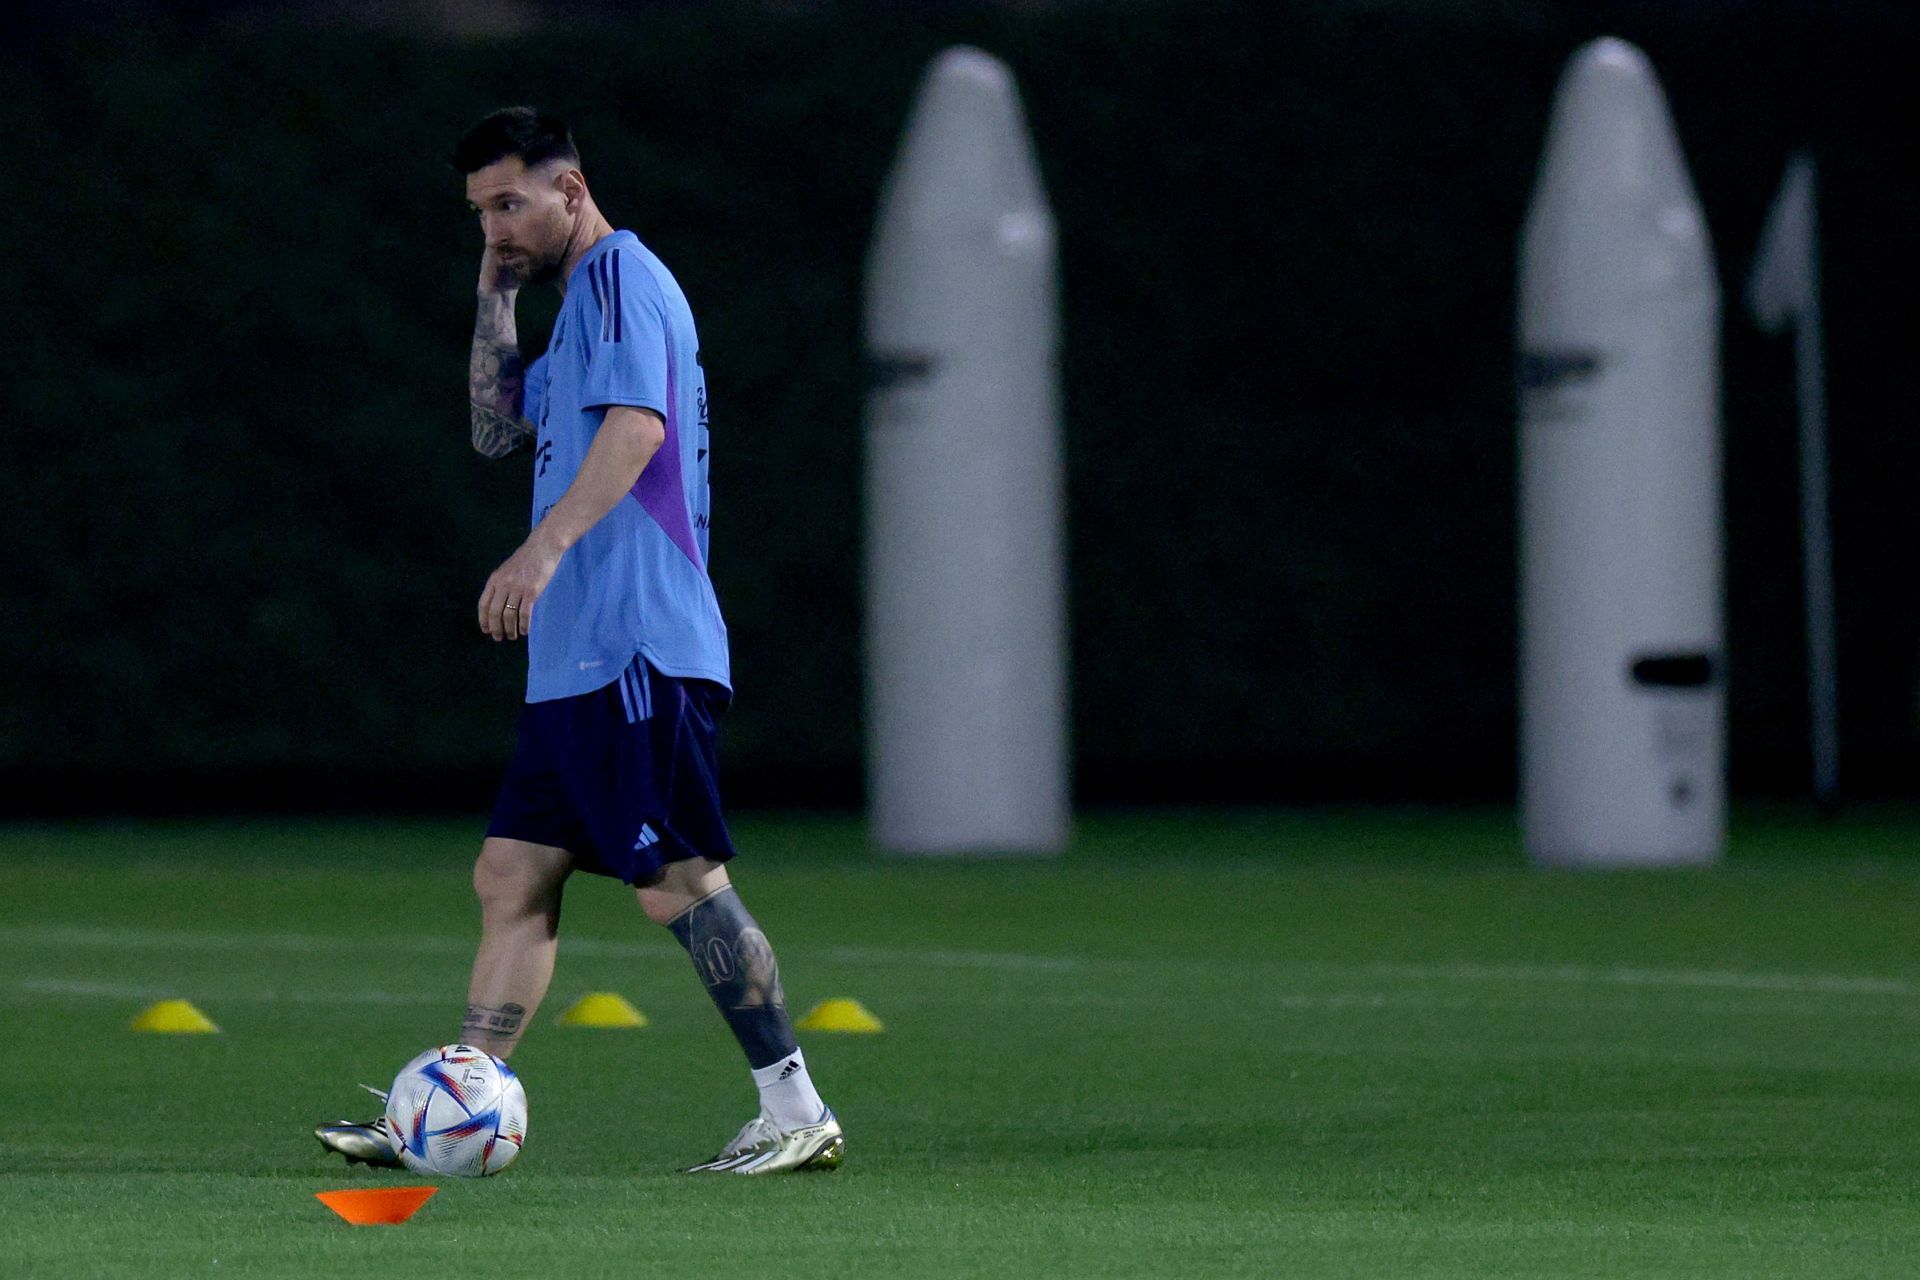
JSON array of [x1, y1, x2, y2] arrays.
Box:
[[452, 107, 580, 174]]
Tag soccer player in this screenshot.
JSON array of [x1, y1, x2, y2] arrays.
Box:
[[316, 108, 842, 1175]]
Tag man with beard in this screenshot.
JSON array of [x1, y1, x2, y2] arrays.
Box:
[[316, 108, 842, 1175]]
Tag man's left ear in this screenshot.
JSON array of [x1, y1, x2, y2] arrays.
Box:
[[560, 170, 586, 213]]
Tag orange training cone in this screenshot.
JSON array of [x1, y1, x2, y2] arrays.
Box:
[[314, 1186, 438, 1225]]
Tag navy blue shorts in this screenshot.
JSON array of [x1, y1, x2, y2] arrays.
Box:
[[486, 657, 736, 884]]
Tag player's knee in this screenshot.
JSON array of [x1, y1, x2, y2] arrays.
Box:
[[634, 877, 686, 927], [635, 856, 730, 927], [474, 838, 569, 923]]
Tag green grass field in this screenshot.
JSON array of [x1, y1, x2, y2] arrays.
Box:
[[4, 809, 1919, 1278]]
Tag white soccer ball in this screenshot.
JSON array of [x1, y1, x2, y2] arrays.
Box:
[[385, 1044, 527, 1177]]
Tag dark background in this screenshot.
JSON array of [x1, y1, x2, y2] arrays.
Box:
[[3, 0, 1915, 815]]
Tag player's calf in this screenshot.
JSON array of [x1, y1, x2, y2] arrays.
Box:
[[661, 883, 831, 1134], [462, 837, 570, 1057]]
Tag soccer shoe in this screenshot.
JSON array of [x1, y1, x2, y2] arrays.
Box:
[[315, 1084, 403, 1169], [683, 1109, 845, 1175]]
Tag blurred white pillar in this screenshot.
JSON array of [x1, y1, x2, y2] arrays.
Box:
[[863, 47, 1070, 856], [1518, 37, 1725, 867]]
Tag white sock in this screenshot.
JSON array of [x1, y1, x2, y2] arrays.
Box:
[[750, 1047, 827, 1130]]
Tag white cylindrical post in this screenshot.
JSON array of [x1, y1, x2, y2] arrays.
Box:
[[1518, 37, 1725, 867], [864, 47, 1070, 855]]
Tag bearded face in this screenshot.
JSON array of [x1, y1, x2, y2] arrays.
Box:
[[465, 156, 581, 287]]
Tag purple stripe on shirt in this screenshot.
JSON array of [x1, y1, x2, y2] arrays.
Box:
[[629, 358, 703, 570]]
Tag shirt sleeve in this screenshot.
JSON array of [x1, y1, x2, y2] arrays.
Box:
[[580, 250, 670, 415]]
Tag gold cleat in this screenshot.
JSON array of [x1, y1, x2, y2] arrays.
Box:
[[684, 1110, 844, 1175], [314, 1084, 402, 1168], [314, 1115, 404, 1168]]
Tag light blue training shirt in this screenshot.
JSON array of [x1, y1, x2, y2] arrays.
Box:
[[517, 230, 728, 703]]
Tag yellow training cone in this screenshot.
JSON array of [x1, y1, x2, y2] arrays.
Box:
[[130, 999, 219, 1034], [795, 998, 884, 1034], [557, 992, 648, 1028]]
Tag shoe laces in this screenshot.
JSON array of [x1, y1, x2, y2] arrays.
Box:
[[721, 1116, 781, 1155]]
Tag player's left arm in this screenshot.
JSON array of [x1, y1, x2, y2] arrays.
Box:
[[477, 405, 664, 641]]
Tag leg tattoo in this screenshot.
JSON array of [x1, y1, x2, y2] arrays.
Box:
[[668, 886, 798, 1070], [460, 1002, 526, 1050]]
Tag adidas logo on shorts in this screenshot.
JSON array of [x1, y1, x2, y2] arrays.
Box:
[[632, 823, 661, 851]]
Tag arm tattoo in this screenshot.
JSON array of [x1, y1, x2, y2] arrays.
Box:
[[469, 296, 535, 459], [471, 399, 535, 460]]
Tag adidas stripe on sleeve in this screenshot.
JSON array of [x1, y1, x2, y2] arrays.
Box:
[[580, 250, 670, 416]]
